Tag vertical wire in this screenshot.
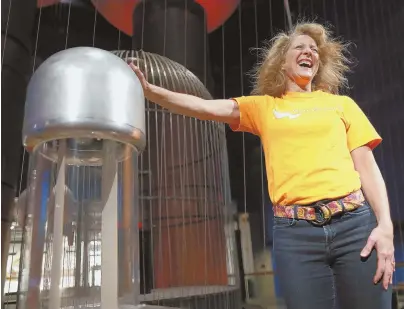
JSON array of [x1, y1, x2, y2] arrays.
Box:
[[160, 68, 170, 300], [360, 1, 378, 109], [140, 2, 146, 51], [149, 52, 163, 305], [72, 165, 80, 296], [237, 3, 247, 215], [92, 0, 99, 46], [139, 1, 150, 299], [218, 124, 227, 307], [165, 70, 174, 297], [310, 0, 314, 18], [209, 123, 220, 304], [204, 53, 217, 309], [201, 5, 210, 305], [188, 91, 200, 309], [216, 122, 230, 308], [175, 78, 185, 299], [297, 0, 302, 20], [332, 0, 340, 35], [160, 5, 174, 298], [143, 54, 157, 299], [206, 123, 217, 300], [203, 112, 209, 300], [221, 16, 231, 304], [268, 0, 274, 256], [200, 2, 210, 305], [269, 0, 273, 37], [138, 78, 146, 300], [213, 123, 224, 304], [181, 83, 197, 291], [343, 0, 352, 45], [182, 0, 188, 300], [219, 21, 233, 307], [353, 0, 363, 99], [323, 0, 328, 21], [159, 8, 173, 301], [192, 85, 203, 296], [81, 167, 86, 299], [1, 0, 13, 67], [151, 54, 170, 303], [283, 0, 293, 30], [117, 30, 121, 50], [63, 3, 74, 303], [156, 1, 172, 301], [188, 78, 203, 303], [381, 0, 404, 264], [64, 1, 72, 49], [203, 7, 225, 308], [90, 165, 96, 305], [253, 0, 266, 253], [163, 0, 167, 56], [137, 10, 160, 300]]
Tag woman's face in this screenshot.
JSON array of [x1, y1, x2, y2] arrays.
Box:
[[283, 34, 320, 88]]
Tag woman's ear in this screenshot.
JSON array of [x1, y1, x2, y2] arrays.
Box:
[[280, 60, 287, 71]]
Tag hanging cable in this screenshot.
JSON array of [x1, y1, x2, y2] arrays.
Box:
[[283, 0, 293, 30], [237, 4, 247, 215]]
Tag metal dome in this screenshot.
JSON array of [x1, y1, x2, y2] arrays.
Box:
[[18, 47, 147, 309], [23, 47, 146, 153]]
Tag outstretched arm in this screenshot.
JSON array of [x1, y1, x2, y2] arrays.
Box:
[[130, 64, 240, 125]]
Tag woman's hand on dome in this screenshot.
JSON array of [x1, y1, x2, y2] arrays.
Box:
[[129, 63, 151, 97]]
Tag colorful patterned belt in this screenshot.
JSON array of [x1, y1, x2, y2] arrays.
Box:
[[273, 190, 366, 226]]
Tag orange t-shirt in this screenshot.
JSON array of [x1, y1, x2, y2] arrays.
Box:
[[230, 90, 382, 206]]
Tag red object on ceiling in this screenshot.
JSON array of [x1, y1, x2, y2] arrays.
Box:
[[91, 0, 240, 35]]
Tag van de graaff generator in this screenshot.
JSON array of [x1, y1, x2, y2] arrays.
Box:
[[16, 46, 146, 309]]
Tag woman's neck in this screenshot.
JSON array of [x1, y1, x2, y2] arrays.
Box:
[[286, 79, 312, 93]]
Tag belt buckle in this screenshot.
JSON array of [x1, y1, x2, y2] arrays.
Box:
[[311, 202, 332, 226]]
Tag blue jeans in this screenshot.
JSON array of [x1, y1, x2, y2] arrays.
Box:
[[273, 202, 392, 309]]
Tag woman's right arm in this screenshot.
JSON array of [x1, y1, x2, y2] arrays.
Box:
[[130, 64, 240, 125]]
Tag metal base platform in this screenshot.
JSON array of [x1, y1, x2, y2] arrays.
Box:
[[3, 285, 241, 309], [140, 285, 239, 302]]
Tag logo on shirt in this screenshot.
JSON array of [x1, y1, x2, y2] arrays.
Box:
[[273, 109, 301, 119]]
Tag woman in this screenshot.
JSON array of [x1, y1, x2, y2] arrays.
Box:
[[130, 22, 394, 309]]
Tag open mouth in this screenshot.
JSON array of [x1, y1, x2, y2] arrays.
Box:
[[298, 59, 313, 68]]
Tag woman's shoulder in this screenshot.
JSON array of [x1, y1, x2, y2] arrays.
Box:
[[319, 91, 353, 100], [315, 91, 356, 106], [232, 94, 274, 106], [234, 94, 273, 100]]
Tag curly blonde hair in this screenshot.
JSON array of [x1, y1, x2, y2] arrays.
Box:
[[250, 22, 352, 97]]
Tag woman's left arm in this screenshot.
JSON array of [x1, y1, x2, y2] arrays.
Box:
[[351, 145, 394, 290]]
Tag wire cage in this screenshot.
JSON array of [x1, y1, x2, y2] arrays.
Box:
[[111, 50, 241, 309]]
